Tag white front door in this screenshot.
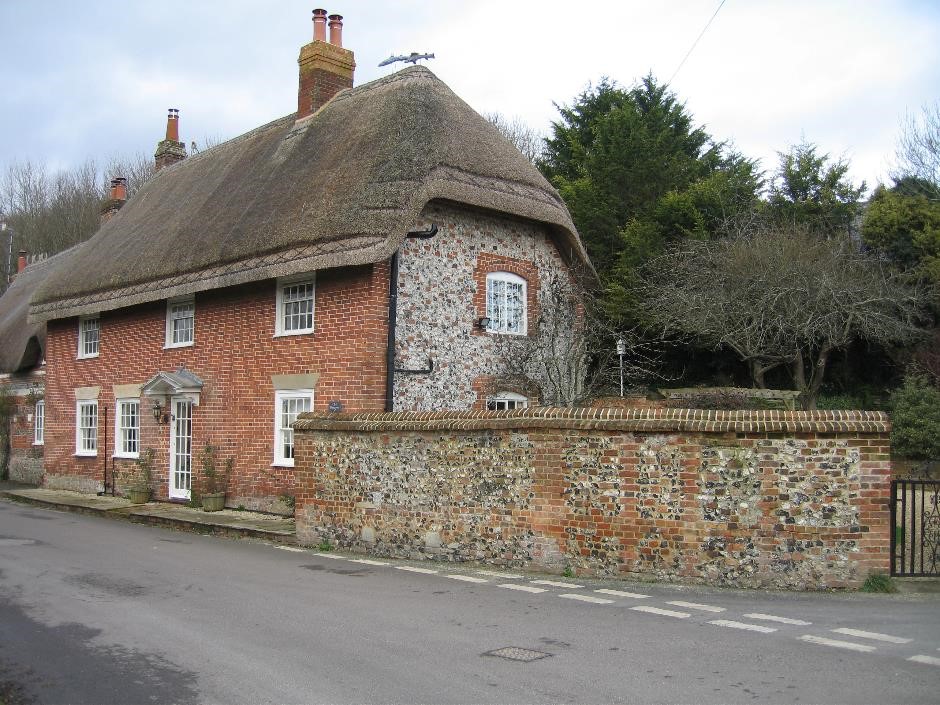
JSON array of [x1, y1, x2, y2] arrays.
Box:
[[168, 397, 193, 500]]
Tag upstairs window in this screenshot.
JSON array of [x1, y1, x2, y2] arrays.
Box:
[[275, 277, 315, 336], [485, 272, 527, 335], [166, 298, 195, 347], [33, 400, 44, 445], [115, 399, 140, 458], [487, 392, 529, 411], [75, 400, 98, 456], [78, 316, 100, 358], [274, 390, 313, 466]]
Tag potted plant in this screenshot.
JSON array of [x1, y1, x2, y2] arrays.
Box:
[[199, 444, 232, 512], [128, 448, 155, 504]]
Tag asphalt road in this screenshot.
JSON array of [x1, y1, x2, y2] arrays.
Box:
[[1, 498, 938, 705]]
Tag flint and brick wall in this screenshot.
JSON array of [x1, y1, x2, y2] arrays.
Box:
[[294, 408, 892, 589], [394, 203, 576, 411]]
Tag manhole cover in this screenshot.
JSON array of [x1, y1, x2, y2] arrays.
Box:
[[483, 647, 552, 662]]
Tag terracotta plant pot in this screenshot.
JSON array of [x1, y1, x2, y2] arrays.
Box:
[[128, 488, 150, 504], [202, 492, 225, 512]]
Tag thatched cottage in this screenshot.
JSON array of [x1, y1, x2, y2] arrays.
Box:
[[27, 10, 592, 511]]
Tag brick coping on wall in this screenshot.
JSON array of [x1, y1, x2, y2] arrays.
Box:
[[294, 407, 890, 434]]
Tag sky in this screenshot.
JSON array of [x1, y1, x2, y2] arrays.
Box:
[[1, 0, 938, 192]]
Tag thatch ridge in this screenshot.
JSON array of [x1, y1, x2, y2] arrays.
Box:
[[30, 66, 590, 323]]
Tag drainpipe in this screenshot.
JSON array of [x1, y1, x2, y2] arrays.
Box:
[[385, 225, 438, 412], [99, 405, 110, 495]]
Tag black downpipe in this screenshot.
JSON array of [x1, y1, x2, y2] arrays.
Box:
[[385, 225, 438, 412], [385, 250, 399, 412], [99, 404, 111, 495]]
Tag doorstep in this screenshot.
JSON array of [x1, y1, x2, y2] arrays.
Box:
[[1, 487, 296, 545]]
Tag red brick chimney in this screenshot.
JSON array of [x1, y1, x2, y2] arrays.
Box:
[[154, 108, 188, 171], [100, 177, 128, 224], [17, 250, 27, 274], [296, 9, 356, 121]]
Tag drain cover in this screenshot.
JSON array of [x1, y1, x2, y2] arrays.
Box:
[[483, 647, 552, 662]]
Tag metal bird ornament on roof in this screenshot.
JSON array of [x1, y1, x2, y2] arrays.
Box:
[[378, 52, 435, 67]]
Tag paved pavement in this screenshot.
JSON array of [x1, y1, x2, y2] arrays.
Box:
[[1, 486, 295, 542], [1, 495, 939, 704]]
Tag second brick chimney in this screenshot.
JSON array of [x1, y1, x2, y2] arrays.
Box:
[[154, 108, 188, 171], [296, 9, 356, 121], [100, 177, 128, 224]]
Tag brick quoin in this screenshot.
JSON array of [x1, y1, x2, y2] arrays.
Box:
[[43, 263, 390, 510]]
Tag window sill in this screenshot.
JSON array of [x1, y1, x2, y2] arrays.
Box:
[[485, 329, 528, 337], [74, 452, 98, 458], [273, 330, 314, 338], [113, 453, 140, 460], [32, 442, 44, 447], [164, 342, 194, 350], [271, 461, 296, 468], [76, 354, 100, 360]]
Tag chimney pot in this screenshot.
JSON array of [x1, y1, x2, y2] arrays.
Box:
[[17, 250, 27, 274], [165, 108, 180, 142], [312, 8, 328, 42], [328, 14, 343, 47]]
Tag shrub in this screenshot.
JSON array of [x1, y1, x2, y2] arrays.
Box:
[[891, 373, 940, 460], [861, 573, 897, 593]]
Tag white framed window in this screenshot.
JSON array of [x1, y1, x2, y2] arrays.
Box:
[[33, 400, 44, 445], [75, 400, 98, 456], [165, 298, 195, 348], [114, 398, 140, 458], [487, 391, 529, 411], [77, 316, 100, 358], [485, 272, 527, 335], [273, 389, 313, 466], [275, 277, 315, 336]]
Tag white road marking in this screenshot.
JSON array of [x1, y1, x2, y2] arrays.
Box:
[[831, 628, 912, 644], [667, 600, 725, 613], [531, 580, 584, 589], [595, 589, 649, 599], [744, 613, 812, 626], [631, 606, 691, 619], [908, 655, 940, 667], [348, 559, 390, 566], [313, 552, 346, 560], [799, 635, 876, 653], [445, 574, 489, 583], [558, 593, 614, 604], [477, 570, 524, 579], [498, 583, 547, 593], [709, 619, 777, 633], [276, 545, 306, 552], [395, 566, 439, 574]]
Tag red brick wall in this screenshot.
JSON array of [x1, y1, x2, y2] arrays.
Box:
[[43, 263, 390, 509], [1, 371, 44, 484]]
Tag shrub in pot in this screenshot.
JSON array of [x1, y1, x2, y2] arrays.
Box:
[[128, 448, 155, 504], [199, 444, 232, 512]]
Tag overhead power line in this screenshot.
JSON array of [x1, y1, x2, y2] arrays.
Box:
[[668, 0, 727, 85]]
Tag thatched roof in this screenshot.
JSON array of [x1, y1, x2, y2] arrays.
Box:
[[1, 250, 74, 372], [30, 66, 591, 323]]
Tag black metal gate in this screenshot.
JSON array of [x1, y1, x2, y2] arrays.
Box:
[[891, 479, 940, 577]]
